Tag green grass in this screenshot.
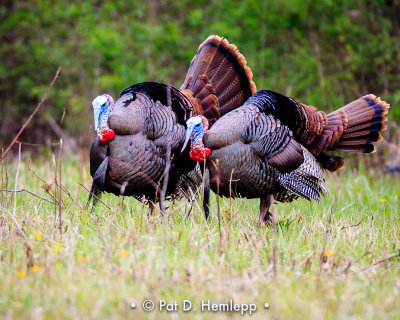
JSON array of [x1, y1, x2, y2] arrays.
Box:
[[1, 157, 399, 319]]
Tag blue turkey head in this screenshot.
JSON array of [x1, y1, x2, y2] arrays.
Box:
[[181, 116, 209, 152], [92, 94, 115, 142]]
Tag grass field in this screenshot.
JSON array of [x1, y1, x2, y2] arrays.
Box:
[[0, 156, 399, 319]]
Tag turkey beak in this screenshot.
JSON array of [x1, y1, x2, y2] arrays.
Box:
[[181, 128, 193, 153]]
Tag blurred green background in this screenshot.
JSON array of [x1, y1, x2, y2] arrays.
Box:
[[1, 0, 399, 150]]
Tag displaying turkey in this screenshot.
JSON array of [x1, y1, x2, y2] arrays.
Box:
[[182, 90, 390, 224], [88, 35, 256, 211]]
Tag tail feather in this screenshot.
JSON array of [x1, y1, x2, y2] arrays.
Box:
[[346, 107, 388, 127], [213, 67, 241, 95], [219, 92, 245, 115], [340, 127, 384, 140], [329, 95, 389, 153], [335, 132, 382, 146], [181, 35, 256, 126], [333, 144, 375, 153], [344, 117, 387, 134], [309, 95, 389, 159], [217, 79, 241, 104]]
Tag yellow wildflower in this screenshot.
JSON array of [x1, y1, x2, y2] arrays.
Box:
[[17, 271, 26, 278], [78, 256, 86, 263], [323, 250, 334, 257], [380, 198, 387, 203], [119, 249, 129, 258], [33, 230, 41, 240], [30, 265, 40, 272], [311, 274, 319, 280], [52, 243, 62, 252]]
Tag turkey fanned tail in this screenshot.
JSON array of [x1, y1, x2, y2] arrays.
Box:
[[277, 146, 327, 202], [181, 35, 256, 126]]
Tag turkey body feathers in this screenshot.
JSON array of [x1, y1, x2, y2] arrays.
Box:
[[204, 93, 325, 203]]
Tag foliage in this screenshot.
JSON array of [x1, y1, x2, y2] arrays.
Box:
[[0, 158, 399, 319], [1, 0, 400, 147]]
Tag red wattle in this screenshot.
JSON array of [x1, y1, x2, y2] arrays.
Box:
[[103, 128, 115, 141], [189, 147, 211, 163], [97, 128, 115, 143], [97, 132, 107, 143]]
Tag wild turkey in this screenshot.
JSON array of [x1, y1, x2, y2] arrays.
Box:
[[88, 35, 256, 211], [182, 90, 390, 224]]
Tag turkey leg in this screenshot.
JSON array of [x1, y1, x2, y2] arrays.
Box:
[[258, 195, 275, 226], [147, 202, 155, 219]]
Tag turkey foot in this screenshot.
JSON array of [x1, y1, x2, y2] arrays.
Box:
[[147, 202, 155, 219], [258, 210, 272, 227]]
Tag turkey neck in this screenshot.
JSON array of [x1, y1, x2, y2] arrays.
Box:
[[192, 130, 205, 151]]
